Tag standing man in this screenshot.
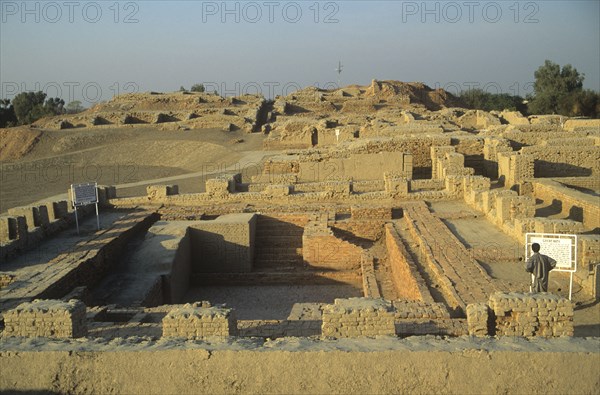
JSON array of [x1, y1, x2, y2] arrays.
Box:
[[526, 243, 557, 292]]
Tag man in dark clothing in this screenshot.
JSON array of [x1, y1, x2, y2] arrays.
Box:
[[526, 243, 557, 292]]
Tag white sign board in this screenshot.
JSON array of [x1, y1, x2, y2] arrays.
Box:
[[70, 182, 100, 234], [526, 233, 576, 271], [72, 182, 98, 207], [525, 233, 577, 300]]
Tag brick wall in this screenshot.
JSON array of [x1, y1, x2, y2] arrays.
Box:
[[385, 224, 435, 303], [161, 302, 237, 339], [321, 298, 396, 337], [3, 299, 87, 338], [189, 213, 256, 273], [554, 176, 600, 191], [520, 146, 600, 178], [331, 220, 385, 242], [360, 255, 380, 298], [302, 221, 363, 270], [488, 292, 573, 337], [532, 180, 599, 230], [350, 206, 391, 220]]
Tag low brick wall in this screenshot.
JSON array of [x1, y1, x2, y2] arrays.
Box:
[[321, 298, 395, 338], [466, 303, 490, 337], [350, 206, 391, 220], [488, 292, 573, 337], [3, 299, 87, 338], [532, 179, 600, 230], [302, 221, 363, 270], [360, 255, 380, 298], [385, 224, 435, 303], [162, 302, 237, 339]]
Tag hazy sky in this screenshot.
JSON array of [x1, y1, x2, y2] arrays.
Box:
[[1, 0, 599, 104]]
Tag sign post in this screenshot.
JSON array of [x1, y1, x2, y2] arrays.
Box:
[[71, 182, 100, 235], [525, 233, 577, 300]]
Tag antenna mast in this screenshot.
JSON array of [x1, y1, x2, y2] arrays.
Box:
[[335, 60, 343, 88]]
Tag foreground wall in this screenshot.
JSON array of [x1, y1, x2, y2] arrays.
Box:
[[1, 344, 598, 394]]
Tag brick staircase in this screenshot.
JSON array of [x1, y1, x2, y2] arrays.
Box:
[[253, 215, 307, 271]]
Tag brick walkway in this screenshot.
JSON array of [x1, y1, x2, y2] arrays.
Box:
[[0, 210, 157, 314], [403, 202, 509, 314]]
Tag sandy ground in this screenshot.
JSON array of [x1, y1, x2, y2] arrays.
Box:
[[0, 211, 130, 274], [0, 126, 268, 213], [1, 336, 599, 394]]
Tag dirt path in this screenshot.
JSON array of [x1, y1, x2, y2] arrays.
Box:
[[26, 150, 277, 205]]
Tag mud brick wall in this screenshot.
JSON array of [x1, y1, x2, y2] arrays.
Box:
[[3, 299, 87, 338], [563, 118, 600, 131], [302, 222, 363, 270], [7, 205, 50, 228], [321, 298, 395, 337], [466, 303, 490, 337], [520, 146, 600, 178], [352, 180, 385, 193], [393, 301, 461, 337], [483, 137, 513, 179], [161, 302, 237, 339], [146, 185, 179, 200], [385, 224, 434, 303], [351, 206, 391, 220], [488, 292, 573, 337], [580, 236, 600, 272], [360, 255, 381, 298], [331, 220, 385, 241], [292, 152, 412, 182], [205, 173, 240, 196], [189, 214, 256, 273], [431, 146, 456, 180], [554, 176, 600, 191], [383, 172, 409, 196], [532, 180, 599, 230], [393, 300, 449, 319], [350, 135, 450, 169], [497, 151, 534, 188], [410, 179, 445, 191], [495, 193, 535, 224], [501, 130, 594, 148], [263, 184, 292, 197], [0, 215, 27, 242], [574, 236, 600, 300], [0, 273, 16, 288]]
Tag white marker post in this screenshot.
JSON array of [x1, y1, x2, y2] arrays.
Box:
[[71, 182, 100, 235], [335, 129, 340, 143], [525, 233, 577, 300]]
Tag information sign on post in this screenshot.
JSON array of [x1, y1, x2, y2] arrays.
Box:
[[525, 233, 577, 300], [71, 182, 100, 235]]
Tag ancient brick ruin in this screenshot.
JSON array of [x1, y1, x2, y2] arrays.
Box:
[[0, 86, 598, 345]]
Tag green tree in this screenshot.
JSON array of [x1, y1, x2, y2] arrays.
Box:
[[12, 92, 64, 125], [65, 100, 85, 114], [558, 89, 600, 118], [44, 97, 65, 114], [190, 83, 205, 93], [179, 86, 187, 92], [459, 89, 525, 113], [0, 99, 17, 128], [529, 60, 584, 115]]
